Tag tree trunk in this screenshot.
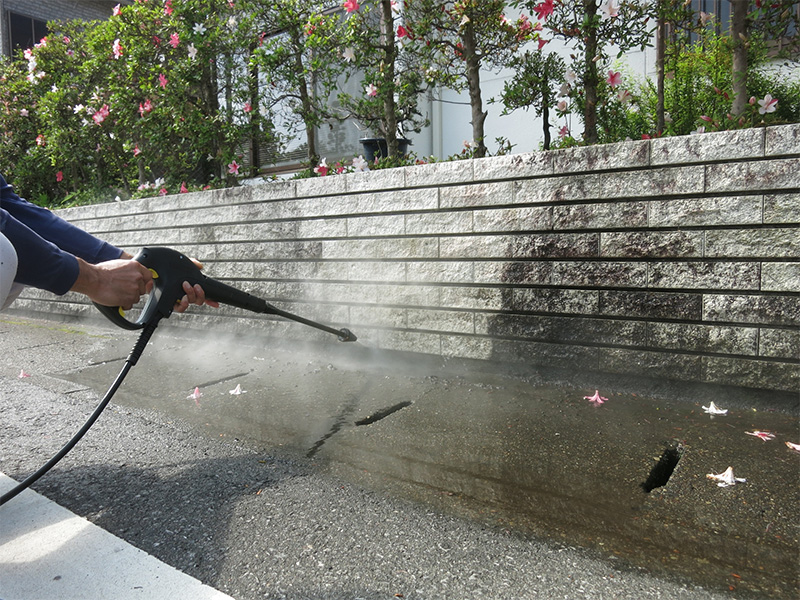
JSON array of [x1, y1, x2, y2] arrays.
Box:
[[582, 0, 599, 145], [462, 21, 487, 158], [656, 1, 666, 133], [248, 45, 260, 177], [541, 82, 551, 151], [293, 30, 318, 167], [731, 0, 748, 116], [380, 0, 399, 157]]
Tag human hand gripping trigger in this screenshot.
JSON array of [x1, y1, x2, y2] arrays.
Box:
[[71, 251, 219, 312]]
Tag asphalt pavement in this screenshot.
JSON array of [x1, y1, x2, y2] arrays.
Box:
[[1, 313, 797, 600]]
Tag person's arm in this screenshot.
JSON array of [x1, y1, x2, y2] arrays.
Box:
[[1, 173, 213, 311], [0, 206, 81, 296], [0, 174, 122, 265]]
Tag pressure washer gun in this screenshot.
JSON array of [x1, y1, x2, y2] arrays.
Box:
[[0, 246, 356, 506], [94, 246, 356, 365]]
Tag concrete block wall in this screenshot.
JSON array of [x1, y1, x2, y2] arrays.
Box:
[[12, 124, 800, 393]]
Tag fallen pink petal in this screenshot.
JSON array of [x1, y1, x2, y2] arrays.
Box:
[[785, 441, 800, 453], [18, 369, 31, 378], [187, 386, 203, 406], [702, 401, 727, 415], [706, 466, 745, 487], [745, 430, 775, 442], [229, 384, 246, 395], [583, 390, 607, 406]]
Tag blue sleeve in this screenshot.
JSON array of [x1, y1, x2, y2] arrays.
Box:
[[0, 174, 124, 295]]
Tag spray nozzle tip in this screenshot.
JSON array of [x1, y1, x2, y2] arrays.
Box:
[[337, 328, 357, 342]]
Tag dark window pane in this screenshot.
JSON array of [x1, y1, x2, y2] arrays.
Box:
[[8, 12, 48, 53], [33, 19, 48, 45]]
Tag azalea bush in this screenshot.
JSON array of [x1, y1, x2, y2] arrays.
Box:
[[0, 0, 279, 202], [540, 1, 799, 147], [1, 0, 798, 202], [253, 0, 346, 168], [513, 0, 654, 145], [405, 0, 539, 158], [495, 49, 566, 150], [335, 0, 429, 159]]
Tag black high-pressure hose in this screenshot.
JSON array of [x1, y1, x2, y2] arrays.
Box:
[[0, 323, 156, 507], [1, 247, 356, 507]]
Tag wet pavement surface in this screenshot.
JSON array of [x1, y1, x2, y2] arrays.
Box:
[[1, 314, 798, 599]]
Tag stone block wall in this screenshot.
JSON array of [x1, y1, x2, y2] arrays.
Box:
[[12, 124, 800, 393]]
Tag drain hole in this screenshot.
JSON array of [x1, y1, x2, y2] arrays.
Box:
[[641, 443, 683, 493], [355, 401, 412, 426]]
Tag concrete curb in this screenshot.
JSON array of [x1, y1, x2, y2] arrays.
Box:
[[0, 473, 234, 600]]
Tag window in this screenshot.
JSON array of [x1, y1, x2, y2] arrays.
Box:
[[7, 12, 48, 55]]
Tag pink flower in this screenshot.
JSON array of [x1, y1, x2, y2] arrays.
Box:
[[397, 25, 410, 38], [344, 0, 359, 12], [606, 70, 622, 88], [169, 32, 180, 48], [164, 0, 173, 15], [617, 89, 632, 104], [113, 38, 123, 59], [700, 114, 713, 122], [139, 98, 153, 115], [180, 181, 189, 193], [314, 158, 329, 176], [533, 0, 554, 20], [516, 15, 532, 40], [583, 390, 608, 406], [228, 160, 240, 175], [243, 101, 252, 113], [158, 73, 168, 88], [112, 3, 121, 16], [537, 37, 549, 50], [365, 83, 378, 97], [133, 144, 141, 156], [36, 134, 46, 146], [56, 170, 63, 182], [558, 125, 569, 139], [92, 104, 110, 124], [600, 0, 619, 21], [758, 93, 778, 115], [159, 187, 168, 196]]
